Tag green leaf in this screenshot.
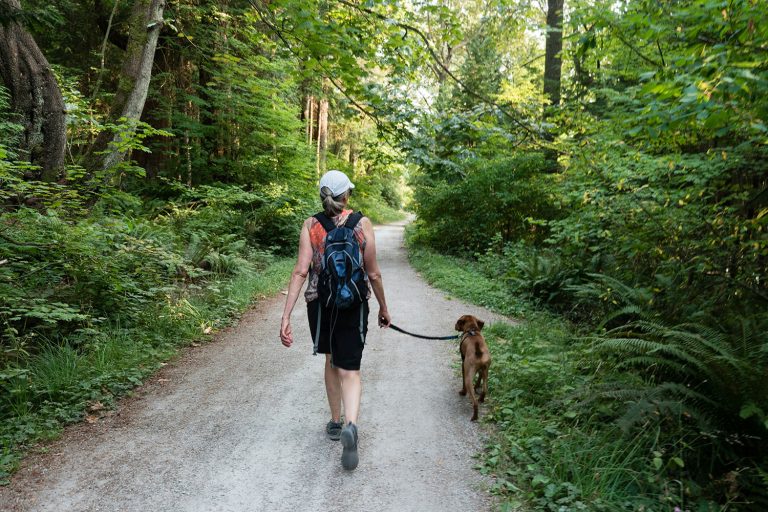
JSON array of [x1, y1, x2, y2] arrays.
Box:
[[740, 403, 763, 420]]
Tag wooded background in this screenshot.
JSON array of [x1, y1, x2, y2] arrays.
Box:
[[1, 0, 766, 509]]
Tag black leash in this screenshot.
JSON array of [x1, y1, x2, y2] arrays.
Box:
[[388, 323, 458, 341]]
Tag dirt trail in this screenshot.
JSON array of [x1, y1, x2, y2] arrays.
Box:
[[1, 221, 505, 512]]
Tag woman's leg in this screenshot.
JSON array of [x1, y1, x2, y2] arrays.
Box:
[[325, 354, 342, 422], [337, 369, 362, 424]]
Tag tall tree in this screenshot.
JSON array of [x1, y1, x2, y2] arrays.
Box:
[[0, 0, 66, 180], [316, 94, 329, 175], [543, 0, 564, 107], [89, 0, 165, 171]]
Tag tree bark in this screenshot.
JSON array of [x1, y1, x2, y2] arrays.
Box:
[[89, 0, 165, 171], [303, 95, 311, 144], [0, 0, 66, 181], [349, 141, 357, 171], [308, 95, 315, 145], [317, 96, 328, 174], [543, 0, 564, 107]]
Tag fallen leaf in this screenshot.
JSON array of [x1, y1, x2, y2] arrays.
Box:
[[87, 401, 104, 412], [85, 415, 98, 424]]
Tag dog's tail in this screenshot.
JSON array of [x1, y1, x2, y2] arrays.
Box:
[[474, 339, 483, 358]]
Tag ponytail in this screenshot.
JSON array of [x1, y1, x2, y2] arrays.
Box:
[[320, 186, 348, 217]]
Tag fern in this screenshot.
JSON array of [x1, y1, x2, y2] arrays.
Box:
[[185, 232, 211, 269], [596, 304, 649, 329], [594, 314, 768, 444], [617, 355, 688, 375], [568, 273, 653, 306]]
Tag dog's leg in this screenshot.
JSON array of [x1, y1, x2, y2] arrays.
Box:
[[479, 366, 489, 403], [459, 360, 467, 396], [465, 365, 478, 421]]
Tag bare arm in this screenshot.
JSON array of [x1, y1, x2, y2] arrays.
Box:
[[361, 217, 391, 327], [280, 218, 313, 347]]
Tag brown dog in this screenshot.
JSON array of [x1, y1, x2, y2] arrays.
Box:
[[455, 315, 491, 421]]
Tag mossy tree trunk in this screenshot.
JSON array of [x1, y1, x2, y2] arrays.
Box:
[[88, 0, 165, 171], [0, 0, 66, 181]]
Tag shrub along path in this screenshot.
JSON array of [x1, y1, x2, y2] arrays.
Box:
[[0, 221, 507, 512]]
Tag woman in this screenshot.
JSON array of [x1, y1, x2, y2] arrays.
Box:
[[279, 169, 391, 471]]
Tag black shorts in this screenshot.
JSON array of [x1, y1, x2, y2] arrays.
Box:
[[307, 300, 369, 371]]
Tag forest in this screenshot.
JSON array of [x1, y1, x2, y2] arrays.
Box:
[[1, 0, 766, 509]]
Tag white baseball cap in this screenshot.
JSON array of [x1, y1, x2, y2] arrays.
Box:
[[319, 170, 355, 198]]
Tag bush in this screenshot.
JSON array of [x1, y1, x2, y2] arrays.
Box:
[[590, 315, 768, 504], [411, 153, 556, 253]]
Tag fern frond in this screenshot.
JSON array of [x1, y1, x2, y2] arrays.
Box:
[[650, 382, 718, 408], [615, 383, 716, 431], [617, 355, 687, 375], [597, 305, 649, 329], [596, 336, 706, 376]]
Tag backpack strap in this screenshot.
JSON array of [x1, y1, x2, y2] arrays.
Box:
[[314, 211, 364, 232], [313, 212, 337, 233], [344, 211, 364, 230]]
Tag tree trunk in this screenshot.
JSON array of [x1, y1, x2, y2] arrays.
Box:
[[89, 0, 165, 171], [303, 95, 311, 144], [314, 98, 320, 176], [133, 41, 176, 180], [317, 96, 328, 175], [0, 0, 66, 181], [543, 0, 564, 107], [349, 141, 357, 171], [308, 95, 316, 145]]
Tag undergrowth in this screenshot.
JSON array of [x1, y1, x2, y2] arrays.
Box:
[[406, 242, 752, 511], [0, 254, 292, 484], [0, 195, 293, 482], [407, 244, 528, 318]]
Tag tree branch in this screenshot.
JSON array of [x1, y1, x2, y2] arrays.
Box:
[[91, 0, 120, 100], [697, 34, 768, 53], [333, 0, 541, 140], [518, 52, 547, 68], [249, 0, 395, 135], [612, 28, 664, 68], [94, 0, 128, 50], [656, 40, 666, 68]]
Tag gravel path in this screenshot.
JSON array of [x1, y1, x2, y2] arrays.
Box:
[[1, 221, 505, 512]]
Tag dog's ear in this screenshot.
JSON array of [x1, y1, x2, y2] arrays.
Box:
[[455, 317, 465, 331], [477, 319, 485, 331]]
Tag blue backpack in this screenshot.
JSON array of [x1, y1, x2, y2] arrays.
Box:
[[314, 211, 367, 310]]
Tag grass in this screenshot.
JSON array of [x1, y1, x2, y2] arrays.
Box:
[[408, 246, 528, 317], [0, 257, 293, 483]]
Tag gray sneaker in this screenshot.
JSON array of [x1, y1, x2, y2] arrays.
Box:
[[326, 420, 343, 441], [340, 422, 359, 470]]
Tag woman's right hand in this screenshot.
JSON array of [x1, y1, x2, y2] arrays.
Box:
[[378, 310, 391, 328], [280, 317, 293, 347]]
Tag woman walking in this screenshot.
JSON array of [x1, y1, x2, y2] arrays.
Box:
[[279, 170, 391, 470]]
